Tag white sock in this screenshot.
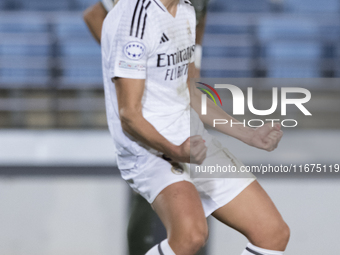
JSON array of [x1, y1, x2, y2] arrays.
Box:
[[241, 242, 284, 255], [145, 239, 176, 255]]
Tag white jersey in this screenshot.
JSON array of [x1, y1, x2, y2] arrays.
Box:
[[101, 0, 119, 12], [101, 0, 196, 166]]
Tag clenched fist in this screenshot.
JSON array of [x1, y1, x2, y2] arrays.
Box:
[[170, 135, 207, 164], [247, 123, 283, 152]]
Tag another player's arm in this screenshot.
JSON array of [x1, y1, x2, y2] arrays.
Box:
[[193, 11, 206, 77], [83, 2, 108, 44], [115, 77, 206, 164], [188, 64, 283, 152]]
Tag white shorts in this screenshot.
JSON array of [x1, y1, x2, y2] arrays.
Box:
[[118, 130, 256, 217]]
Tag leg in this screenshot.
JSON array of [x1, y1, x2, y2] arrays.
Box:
[[212, 180, 290, 251], [148, 181, 208, 255]]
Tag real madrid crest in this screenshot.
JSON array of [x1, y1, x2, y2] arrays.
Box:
[[162, 154, 186, 175], [171, 162, 185, 175]]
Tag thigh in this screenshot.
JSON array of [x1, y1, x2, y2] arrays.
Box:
[[211, 180, 285, 240], [152, 181, 207, 235]]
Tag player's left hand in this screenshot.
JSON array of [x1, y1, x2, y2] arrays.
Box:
[[247, 123, 283, 152]]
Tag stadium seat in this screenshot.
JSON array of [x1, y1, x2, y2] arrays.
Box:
[[266, 42, 322, 60], [202, 14, 254, 77], [263, 42, 322, 77], [257, 16, 322, 77], [284, 0, 340, 13], [262, 41, 322, 77], [257, 17, 319, 41], [58, 36, 102, 88], [203, 34, 253, 58], [0, 56, 50, 87], [53, 13, 103, 88], [266, 61, 320, 78], [0, 0, 22, 10], [0, 1, 6, 10], [0, 14, 48, 33], [59, 56, 103, 88], [20, 0, 71, 11], [54, 14, 91, 39], [73, 0, 99, 11], [201, 57, 253, 77], [332, 43, 340, 77], [208, 0, 270, 12], [0, 14, 52, 88]]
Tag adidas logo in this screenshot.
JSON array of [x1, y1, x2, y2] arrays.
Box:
[[160, 33, 169, 44]]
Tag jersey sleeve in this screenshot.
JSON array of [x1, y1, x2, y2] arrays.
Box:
[[107, 3, 155, 80], [101, 0, 118, 12]]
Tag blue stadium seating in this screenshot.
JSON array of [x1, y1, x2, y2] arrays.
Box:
[[203, 34, 253, 56], [201, 57, 253, 77], [0, 0, 22, 10], [257, 17, 319, 41], [266, 42, 322, 60], [202, 14, 254, 77], [208, 0, 270, 12], [74, 0, 99, 11], [0, 15, 48, 33], [266, 61, 320, 77], [0, 0, 338, 88], [257, 17, 322, 77], [0, 56, 50, 87], [284, 0, 340, 13], [0, 14, 51, 88], [59, 57, 103, 88], [203, 46, 252, 58], [54, 15, 92, 39], [20, 0, 71, 11], [55, 14, 103, 88], [264, 42, 322, 78], [0, 0, 99, 10]]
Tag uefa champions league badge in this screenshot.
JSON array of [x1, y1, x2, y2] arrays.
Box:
[[124, 42, 145, 60]]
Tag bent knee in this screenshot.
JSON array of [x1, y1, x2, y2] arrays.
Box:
[[248, 220, 290, 250], [187, 230, 208, 250], [169, 221, 208, 254]]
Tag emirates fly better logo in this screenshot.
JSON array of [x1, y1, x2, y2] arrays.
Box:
[[197, 82, 312, 128]]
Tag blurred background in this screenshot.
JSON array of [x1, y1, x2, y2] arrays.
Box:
[[0, 0, 339, 254]]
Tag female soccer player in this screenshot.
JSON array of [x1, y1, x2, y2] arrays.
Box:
[[101, 0, 290, 254], [84, 1, 209, 254]]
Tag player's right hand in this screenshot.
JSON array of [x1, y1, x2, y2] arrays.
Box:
[[248, 123, 283, 152], [173, 135, 207, 165]]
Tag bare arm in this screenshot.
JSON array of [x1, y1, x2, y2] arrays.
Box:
[[195, 11, 206, 46], [115, 77, 206, 164], [193, 7, 207, 77], [188, 63, 283, 152], [83, 2, 108, 44]]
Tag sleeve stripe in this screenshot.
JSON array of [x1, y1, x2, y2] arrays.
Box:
[[153, 0, 165, 12], [130, 0, 141, 36], [131, 0, 150, 40], [135, 0, 145, 37], [184, 0, 193, 6], [141, 13, 148, 39]]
